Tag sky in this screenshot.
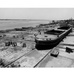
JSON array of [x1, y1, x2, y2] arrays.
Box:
[[0, 8, 74, 20]]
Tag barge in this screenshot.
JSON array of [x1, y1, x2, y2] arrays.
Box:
[[35, 26, 72, 50]]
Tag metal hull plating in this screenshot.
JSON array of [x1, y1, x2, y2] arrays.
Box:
[[35, 27, 72, 50]]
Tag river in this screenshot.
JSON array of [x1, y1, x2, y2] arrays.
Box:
[[0, 19, 50, 30]]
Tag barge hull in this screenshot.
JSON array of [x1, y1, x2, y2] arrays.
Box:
[[35, 28, 72, 50]]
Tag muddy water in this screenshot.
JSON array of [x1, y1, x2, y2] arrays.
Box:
[[0, 20, 49, 30]]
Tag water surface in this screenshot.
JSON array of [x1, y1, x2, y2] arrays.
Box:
[[0, 19, 50, 30]]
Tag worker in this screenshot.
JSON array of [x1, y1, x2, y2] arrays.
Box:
[[38, 30, 41, 34], [34, 34, 37, 37], [12, 42, 17, 47], [5, 41, 10, 46], [22, 43, 26, 47]]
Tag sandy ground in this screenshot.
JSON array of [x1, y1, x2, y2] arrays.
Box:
[[10, 50, 50, 67], [37, 55, 73, 67]]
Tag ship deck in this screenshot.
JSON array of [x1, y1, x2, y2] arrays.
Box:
[[36, 34, 57, 40]]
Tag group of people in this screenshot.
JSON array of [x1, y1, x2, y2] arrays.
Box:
[[5, 41, 26, 48], [5, 41, 17, 47]]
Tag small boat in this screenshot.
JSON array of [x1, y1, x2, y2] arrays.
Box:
[[35, 26, 72, 50]]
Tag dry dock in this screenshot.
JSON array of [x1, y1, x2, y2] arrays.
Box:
[[0, 26, 74, 67]]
